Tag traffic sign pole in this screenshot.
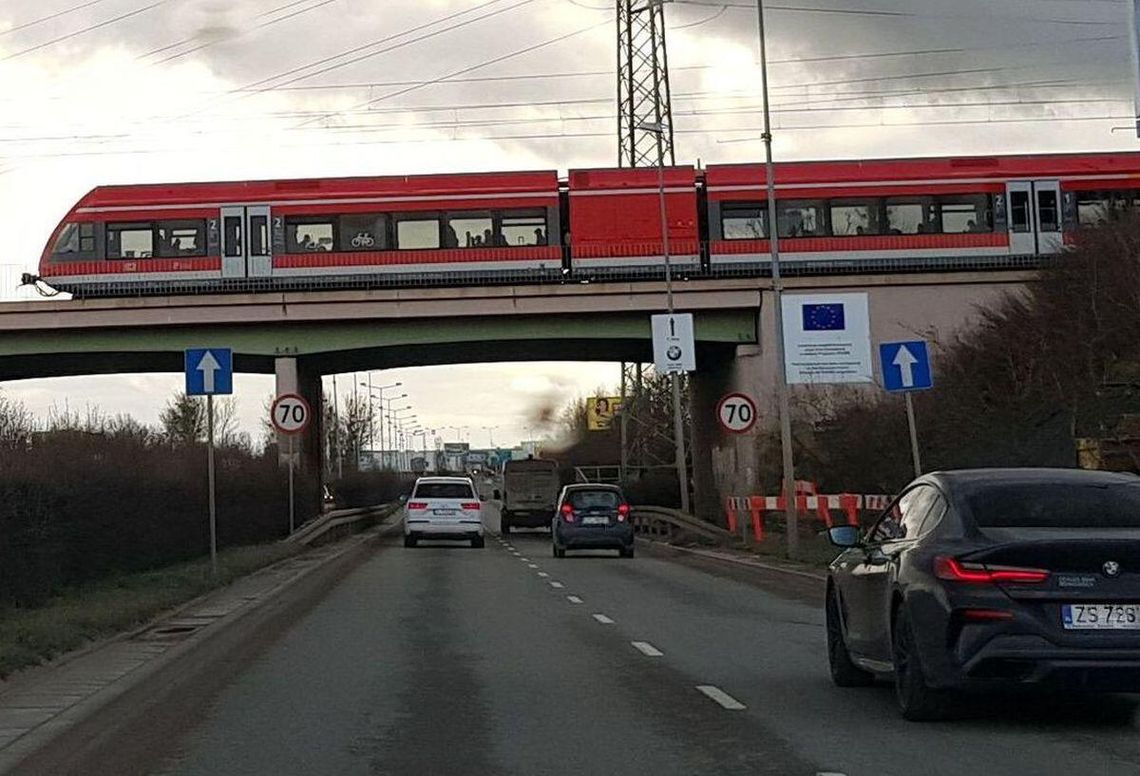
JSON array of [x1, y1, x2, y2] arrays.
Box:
[[207, 394, 217, 576], [288, 435, 296, 535], [905, 393, 923, 478]]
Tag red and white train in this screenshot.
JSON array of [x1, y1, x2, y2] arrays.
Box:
[[37, 151, 1140, 297]]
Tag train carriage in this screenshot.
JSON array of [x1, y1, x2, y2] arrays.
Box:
[[40, 170, 564, 296], [706, 152, 1140, 271], [35, 151, 1140, 297]]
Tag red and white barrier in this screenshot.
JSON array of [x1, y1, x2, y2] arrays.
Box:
[[724, 488, 893, 542]]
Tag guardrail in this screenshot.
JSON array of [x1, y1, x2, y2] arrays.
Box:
[[286, 502, 402, 546], [631, 505, 739, 545]]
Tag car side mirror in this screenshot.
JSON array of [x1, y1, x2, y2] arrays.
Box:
[[828, 525, 861, 548], [493, 489, 501, 500]]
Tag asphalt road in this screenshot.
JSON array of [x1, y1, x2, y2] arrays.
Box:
[[132, 503, 1140, 776]]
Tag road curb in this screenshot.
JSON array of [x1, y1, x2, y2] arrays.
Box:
[[639, 539, 828, 582], [0, 517, 403, 775]]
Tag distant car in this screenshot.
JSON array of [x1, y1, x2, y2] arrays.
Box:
[[403, 476, 485, 548], [826, 468, 1140, 720], [552, 484, 635, 558]]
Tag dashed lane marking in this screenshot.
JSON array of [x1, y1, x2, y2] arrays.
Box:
[[528, 564, 539, 569], [549, 581, 565, 589], [537, 571, 550, 578], [567, 596, 583, 604], [631, 641, 664, 657], [593, 614, 615, 625], [696, 685, 746, 710]]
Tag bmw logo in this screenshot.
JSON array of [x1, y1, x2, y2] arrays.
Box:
[[1104, 561, 1122, 577], [667, 345, 683, 361]]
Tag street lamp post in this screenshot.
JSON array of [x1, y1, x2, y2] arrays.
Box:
[[639, 116, 691, 516], [752, 0, 799, 557], [483, 425, 499, 447], [360, 381, 401, 466]]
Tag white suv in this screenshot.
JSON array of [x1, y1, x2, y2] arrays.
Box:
[[404, 476, 485, 548]]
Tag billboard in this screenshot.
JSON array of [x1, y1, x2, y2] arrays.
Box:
[[780, 293, 873, 385], [588, 396, 624, 431], [443, 442, 470, 454]]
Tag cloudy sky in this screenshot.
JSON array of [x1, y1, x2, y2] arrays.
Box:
[[0, 0, 1137, 446]]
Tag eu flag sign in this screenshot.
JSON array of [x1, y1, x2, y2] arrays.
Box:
[[802, 303, 846, 331]]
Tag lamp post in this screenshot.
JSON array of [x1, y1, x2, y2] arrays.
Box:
[[482, 425, 499, 447], [638, 115, 690, 516], [360, 380, 401, 458], [752, 0, 800, 557]]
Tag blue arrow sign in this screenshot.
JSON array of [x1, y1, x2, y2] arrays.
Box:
[[185, 348, 233, 396], [879, 341, 933, 393]]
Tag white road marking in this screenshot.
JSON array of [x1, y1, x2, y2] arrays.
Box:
[[537, 571, 550, 578], [593, 614, 615, 625], [696, 685, 746, 710], [816, 773, 848, 776], [549, 581, 565, 589], [528, 563, 539, 569], [520, 558, 530, 563], [567, 596, 583, 604], [631, 641, 663, 657]]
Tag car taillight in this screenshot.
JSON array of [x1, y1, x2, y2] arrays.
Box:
[[934, 556, 1049, 585], [561, 503, 575, 522], [617, 503, 630, 521], [961, 608, 1015, 622], [462, 502, 481, 510], [407, 502, 428, 510]]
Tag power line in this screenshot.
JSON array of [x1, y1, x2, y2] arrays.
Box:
[[676, 0, 1117, 26], [1, 0, 171, 60], [0, 0, 113, 39]]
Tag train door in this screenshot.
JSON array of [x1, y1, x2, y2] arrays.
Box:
[[1005, 181, 1062, 255], [220, 205, 273, 279]]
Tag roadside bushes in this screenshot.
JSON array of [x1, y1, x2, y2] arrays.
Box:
[[0, 427, 316, 608], [331, 470, 413, 509]]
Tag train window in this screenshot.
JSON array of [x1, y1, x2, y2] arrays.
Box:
[[1077, 192, 1113, 225], [1009, 191, 1032, 233], [156, 220, 206, 258], [830, 200, 881, 236], [107, 223, 154, 259], [396, 217, 440, 250], [938, 195, 993, 233], [1037, 189, 1060, 232], [79, 223, 96, 252], [722, 205, 767, 239], [340, 214, 387, 251], [250, 215, 268, 256], [886, 198, 936, 235], [286, 218, 335, 252], [501, 211, 548, 246], [224, 217, 242, 257], [52, 223, 79, 254], [777, 201, 823, 238], [448, 214, 494, 248]]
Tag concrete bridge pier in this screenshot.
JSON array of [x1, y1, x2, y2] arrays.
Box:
[[274, 357, 325, 517]]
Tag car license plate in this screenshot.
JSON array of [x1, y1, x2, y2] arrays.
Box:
[[433, 509, 456, 516], [1062, 604, 1140, 630], [582, 516, 608, 526]]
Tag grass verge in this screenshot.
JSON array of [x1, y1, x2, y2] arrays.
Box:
[[0, 542, 303, 680]]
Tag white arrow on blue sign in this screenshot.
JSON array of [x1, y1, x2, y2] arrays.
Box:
[[879, 341, 933, 393], [185, 348, 234, 396]]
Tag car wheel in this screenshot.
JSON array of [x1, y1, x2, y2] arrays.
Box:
[[892, 607, 950, 721], [404, 535, 417, 548], [826, 588, 874, 688], [471, 536, 485, 549]]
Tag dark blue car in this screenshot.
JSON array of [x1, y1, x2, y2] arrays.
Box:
[[552, 484, 635, 558]]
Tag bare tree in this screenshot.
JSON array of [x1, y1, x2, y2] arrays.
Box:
[[160, 393, 205, 446], [0, 392, 33, 450]]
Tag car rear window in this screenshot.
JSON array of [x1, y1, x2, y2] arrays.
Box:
[[414, 483, 475, 499], [967, 482, 1140, 528], [568, 490, 621, 509]]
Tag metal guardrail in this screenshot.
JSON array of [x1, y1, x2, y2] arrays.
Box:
[[631, 505, 738, 545], [286, 502, 402, 546]]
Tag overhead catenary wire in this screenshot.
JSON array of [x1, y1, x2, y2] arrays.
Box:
[[0, 0, 172, 60], [0, 0, 113, 38]]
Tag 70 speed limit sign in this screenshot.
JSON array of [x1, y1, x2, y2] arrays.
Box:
[[271, 393, 311, 435], [717, 392, 758, 434]]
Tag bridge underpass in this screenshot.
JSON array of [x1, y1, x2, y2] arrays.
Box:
[[0, 270, 1035, 519]]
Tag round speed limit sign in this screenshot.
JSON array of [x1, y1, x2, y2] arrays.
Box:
[[271, 393, 311, 435], [717, 392, 758, 434]]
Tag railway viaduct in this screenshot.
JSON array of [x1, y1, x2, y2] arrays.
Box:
[[0, 269, 1034, 519]]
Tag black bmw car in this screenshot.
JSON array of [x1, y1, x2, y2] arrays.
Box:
[[826, 468, 1140, 720]]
